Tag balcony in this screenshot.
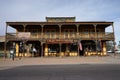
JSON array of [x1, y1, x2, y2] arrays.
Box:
[[79, 32, 114, 40], [6, 32, 114, 41]]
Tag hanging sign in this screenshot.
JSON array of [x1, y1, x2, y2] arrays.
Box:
[[18, 32, 30, 39]]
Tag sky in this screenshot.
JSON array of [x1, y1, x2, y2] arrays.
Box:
[[0, 0, 120, 45]]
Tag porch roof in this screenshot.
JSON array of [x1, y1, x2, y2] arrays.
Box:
[[6, 21, 113, 30]]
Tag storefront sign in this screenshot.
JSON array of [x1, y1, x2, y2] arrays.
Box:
[[18, 32, 30, 39], [46, 39, 73, 43]]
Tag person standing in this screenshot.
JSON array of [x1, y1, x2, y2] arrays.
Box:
[[10, 43, 16, 61]]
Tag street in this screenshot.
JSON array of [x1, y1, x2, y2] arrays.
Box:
[[0, 64, 120, 80]]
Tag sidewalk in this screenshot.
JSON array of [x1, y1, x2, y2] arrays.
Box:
[[0, 54, 120, 70]]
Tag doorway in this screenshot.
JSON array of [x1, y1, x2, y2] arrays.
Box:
[[26, 41, 41, 57]]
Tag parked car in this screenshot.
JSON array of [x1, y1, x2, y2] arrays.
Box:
[[107, 50, 114, 53], [0, 52, 4, 57], [115, 49, 120, 54]]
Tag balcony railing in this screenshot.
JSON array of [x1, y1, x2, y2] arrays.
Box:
[[6, 32, 114, 40]]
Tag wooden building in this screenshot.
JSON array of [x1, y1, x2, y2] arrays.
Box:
[[5, 17, 115, 57]]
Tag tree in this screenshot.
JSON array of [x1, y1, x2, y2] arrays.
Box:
[[106, 41, 114, 51]]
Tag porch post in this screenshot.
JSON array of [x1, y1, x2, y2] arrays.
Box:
[[112, 23, 116, 56], [44, 43, 48, 56], [76, 24, 79, 56], [41, 25, 44, 57], [41, 25, 44, 38], [41, 42, 43, 57], [23, 24, 26, 32], [4, 23, 8, 58], [59, 24, 62, 56], [59, 24, 61, 39], [59, 44, 61, 56], [94, 24, 98, 55], [76, 24, 79, 35], [23, 24, 26, 57]]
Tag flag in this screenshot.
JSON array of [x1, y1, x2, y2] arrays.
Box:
[[79, 41, 82, 51]]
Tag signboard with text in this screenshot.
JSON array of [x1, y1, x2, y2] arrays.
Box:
[[46, 39, 73, 44], [18, 32, 30, 39]]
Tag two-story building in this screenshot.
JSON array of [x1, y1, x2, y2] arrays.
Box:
[[5, 17, 115, 57]]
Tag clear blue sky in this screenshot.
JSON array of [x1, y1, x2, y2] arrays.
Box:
[[0, 0, 120, 44]]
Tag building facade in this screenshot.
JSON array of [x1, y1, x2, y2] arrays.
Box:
[[5, 17, 115, 57]]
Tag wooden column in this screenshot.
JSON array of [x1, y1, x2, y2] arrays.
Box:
[[59, 24, 62, 56], [41, 25, 44, 38], [23, 24, 26, 32], [59, 24, 61, 39], [16, 43, 19, 57], [103, 42, 107, 55], [112, 23, 116, 56], [76, 24, 79, 35], [76, 24, 79, 56], [23, 24, 26, 57], [44, 43, 48, 56], [4, 23, 8, 58], [41, 42, 43, 57], [94, 24, 98, 55], [41, 25, 44, 57], [59, 44, 61, 56]]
